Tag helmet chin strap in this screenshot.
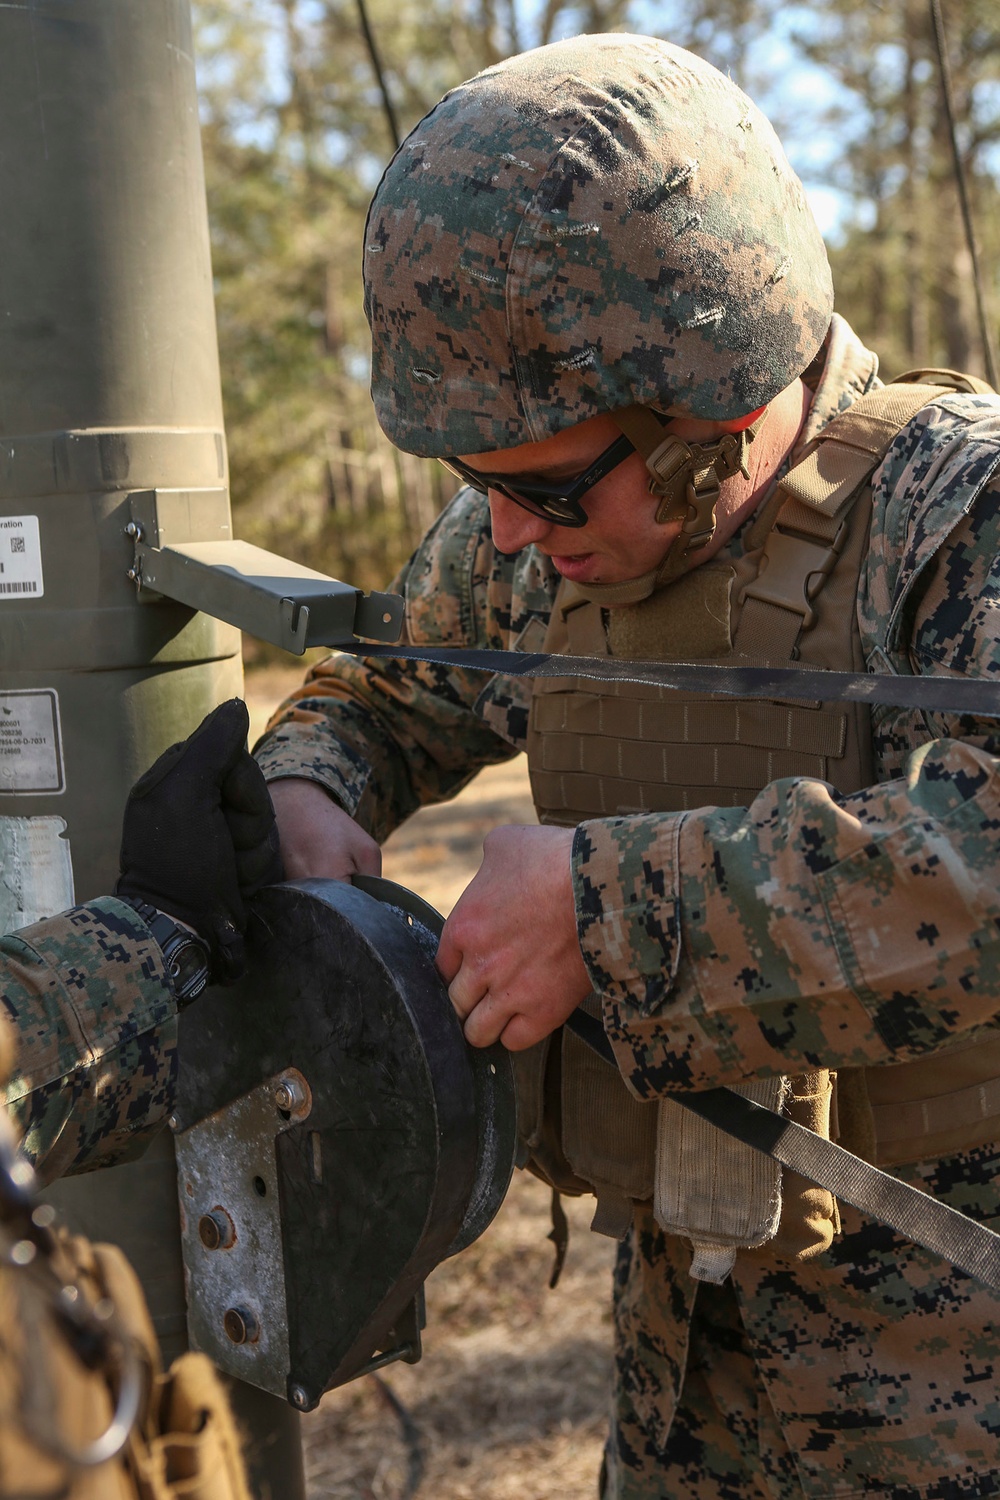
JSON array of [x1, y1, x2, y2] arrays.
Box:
[[577, 404, 767, 607]]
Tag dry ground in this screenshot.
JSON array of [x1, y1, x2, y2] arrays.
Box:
[[245, 666, 616, 1500]]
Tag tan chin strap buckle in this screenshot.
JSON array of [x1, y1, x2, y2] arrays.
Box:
[[612, 405, 764, 556]]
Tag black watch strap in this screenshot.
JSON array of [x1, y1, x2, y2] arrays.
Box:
[[119, 899, 211, 1008]]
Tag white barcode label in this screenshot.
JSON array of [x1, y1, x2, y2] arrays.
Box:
[[0, 516, 44, 599]]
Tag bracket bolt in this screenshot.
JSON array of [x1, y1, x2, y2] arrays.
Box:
[[124, 520, 141, 540], [126, 567, 139, 583], [274, 1074, 307, 1113], [290, 1384, 309, 1409], [223, 1305, 260, 1345]]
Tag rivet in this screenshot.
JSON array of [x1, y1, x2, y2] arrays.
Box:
[[198, 1209, 236, 1250], [223, 1305, 260, 1345]]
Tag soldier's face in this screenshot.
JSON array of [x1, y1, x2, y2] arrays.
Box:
[[459, 411, 743, 587]]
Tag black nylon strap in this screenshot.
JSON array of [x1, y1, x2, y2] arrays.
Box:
[[356, 644, 1000, 718], [564, 1010, 1000, 1292]]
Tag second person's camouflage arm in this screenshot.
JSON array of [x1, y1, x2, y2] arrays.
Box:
[[1, 898, 176, 1184]]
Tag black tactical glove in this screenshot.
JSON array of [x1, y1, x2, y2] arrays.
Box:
[[115, 699, 283, 983]]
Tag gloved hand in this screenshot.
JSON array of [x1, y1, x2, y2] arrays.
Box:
[[115, 699, 283, 983]]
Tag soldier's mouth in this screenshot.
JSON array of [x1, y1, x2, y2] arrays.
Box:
[[550, 552, 597, 581]]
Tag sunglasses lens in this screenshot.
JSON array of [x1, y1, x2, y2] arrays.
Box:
[[520, 491, 584, 524], [441, 460, 588, 526]]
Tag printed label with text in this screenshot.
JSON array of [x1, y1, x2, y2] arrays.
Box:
[[0, 691, 65, 794], [0, 515, 44, 598]]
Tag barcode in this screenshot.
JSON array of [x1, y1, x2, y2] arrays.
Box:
[[0, 581, 37, 594]]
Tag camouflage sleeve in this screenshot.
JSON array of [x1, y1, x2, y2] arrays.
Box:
[[1, 898, 176, 1183], [574, 402, 1000, 1098], [254, 488, 535, 843], [574, 737, 1000, 1095]]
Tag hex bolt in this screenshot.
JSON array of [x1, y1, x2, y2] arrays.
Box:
[[223, 1306, 260, 1345], [198, 1209, 236, 1251], [290, 1384, 309, 1409], [274, 1074, 307, 1113]]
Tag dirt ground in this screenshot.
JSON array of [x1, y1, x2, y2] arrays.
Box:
[[245, 666, 616, 1500]]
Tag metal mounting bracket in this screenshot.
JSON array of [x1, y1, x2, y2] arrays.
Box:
[[125, 488, 404, 652]]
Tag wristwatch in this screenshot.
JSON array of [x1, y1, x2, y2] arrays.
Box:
[[120, 899, 211, 1008]]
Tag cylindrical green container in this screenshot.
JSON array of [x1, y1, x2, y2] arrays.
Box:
[[0, 4, 304, 1493]]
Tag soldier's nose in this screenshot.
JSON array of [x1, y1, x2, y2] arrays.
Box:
[[488, 488, 553, 554]]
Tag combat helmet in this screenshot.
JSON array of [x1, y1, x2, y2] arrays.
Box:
[[363, 33, 833, 585]]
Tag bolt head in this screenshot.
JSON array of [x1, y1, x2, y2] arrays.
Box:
[[124, 520, 141, 540], [273, 1072, 308, 1114], [290, 1384, 309, 1409]]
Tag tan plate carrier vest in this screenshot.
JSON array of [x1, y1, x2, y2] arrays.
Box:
[[518, 374, 1000, 1279]]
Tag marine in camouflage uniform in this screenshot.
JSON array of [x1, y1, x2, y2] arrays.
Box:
[[256, 35, 1000, 1500]]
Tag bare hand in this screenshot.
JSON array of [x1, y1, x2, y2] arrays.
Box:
[[268, 779, 381, 881], [437, 824, 592, 1050]]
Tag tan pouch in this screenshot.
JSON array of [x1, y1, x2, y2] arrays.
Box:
[[512, 1031, 591, 1198], [654, 1076, 786, 1283], [130, 1355, 251, 1500], [0, 1230, 250, 1500], [768, 1070, 841, 1261]]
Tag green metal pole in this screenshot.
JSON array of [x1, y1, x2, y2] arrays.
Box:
[[0, 3, 304, 1493]]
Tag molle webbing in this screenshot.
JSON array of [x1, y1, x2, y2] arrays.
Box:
[[527, 403, 878, 827], [846, 1029, 1000, 1167]]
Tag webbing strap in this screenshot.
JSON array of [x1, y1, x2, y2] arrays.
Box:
[[564, 1010, 1000, 1291], [871, 1074, 1000, 1149], [356, 643, 1000, 719]]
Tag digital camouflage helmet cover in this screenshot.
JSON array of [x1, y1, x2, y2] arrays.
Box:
[[363, 32, 834, 459]]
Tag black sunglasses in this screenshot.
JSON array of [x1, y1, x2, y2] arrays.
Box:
[[440, 431, 635, 528]]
